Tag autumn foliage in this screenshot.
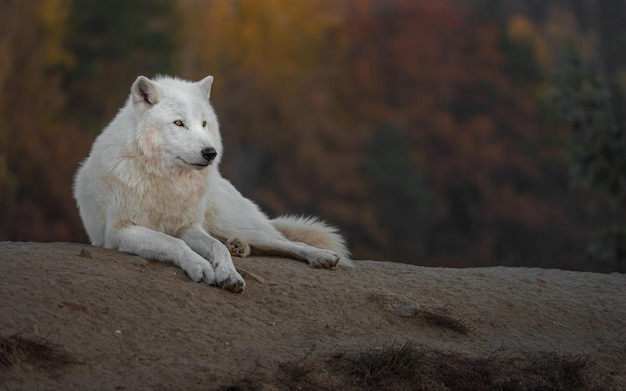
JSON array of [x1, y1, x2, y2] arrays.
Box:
[[1, 0, 622, 270]]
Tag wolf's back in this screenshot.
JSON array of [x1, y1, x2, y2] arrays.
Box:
[[270, 215, 354, 267]]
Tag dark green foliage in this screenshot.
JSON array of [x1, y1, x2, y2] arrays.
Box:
[[62, 0, 181, 129], [501, 32, 544, 86], [587, 225, 626, 273], [554, 47, 626, 203], [553, 46, 626, 272], [362, 126, 429, 200], [362, 126, 435, 260]]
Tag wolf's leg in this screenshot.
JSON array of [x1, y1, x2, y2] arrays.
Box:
[[180, 225, 245, 293], [205, 175, 339, 268], [234, 230, 340, 269], [112, 225, 216, 284], [265, 238, 340, 269]]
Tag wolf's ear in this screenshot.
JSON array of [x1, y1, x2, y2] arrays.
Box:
[[197, 75, 214, 101], [131, 76, 160, 108]]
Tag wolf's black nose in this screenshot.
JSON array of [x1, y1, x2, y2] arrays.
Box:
[[202, 147, 217, 163]]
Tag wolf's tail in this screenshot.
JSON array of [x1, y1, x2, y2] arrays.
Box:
[[271, 215, 354, 267]]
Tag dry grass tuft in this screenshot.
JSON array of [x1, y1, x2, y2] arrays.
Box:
[[0, 334, 77, 370], [343, 342, 597, 391], [210, 342, 611, 391]]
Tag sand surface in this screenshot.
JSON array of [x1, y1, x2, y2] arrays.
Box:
[[0, 242, 625, 389]]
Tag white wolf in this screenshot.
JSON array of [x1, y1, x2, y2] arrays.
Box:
[[73, 75, 351, 293]]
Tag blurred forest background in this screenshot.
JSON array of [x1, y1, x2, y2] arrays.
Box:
[[2, 0, 626, 272]]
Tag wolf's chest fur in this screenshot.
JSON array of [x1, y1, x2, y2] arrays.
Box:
[[112, 160, 209, 236]]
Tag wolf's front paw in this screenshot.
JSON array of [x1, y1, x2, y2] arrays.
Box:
[[184, 264, 204, 282], [307, 249, 340, 269], [217, 271, 246, 293], [181, 257, 216, 284], [226, 237, 251, 257], [199, 261, 216, 285]]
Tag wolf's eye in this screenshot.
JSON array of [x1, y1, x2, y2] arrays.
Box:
[[173, 120, 184, 127], [202, 121, 207, 127]]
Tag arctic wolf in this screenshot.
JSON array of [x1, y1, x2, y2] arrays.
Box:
[[74, 75, 351, 293]]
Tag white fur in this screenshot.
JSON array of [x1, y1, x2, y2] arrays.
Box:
[[74, 75, 352, 293]]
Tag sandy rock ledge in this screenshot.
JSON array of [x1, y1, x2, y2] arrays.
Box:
[[0, 242, 624, 389]]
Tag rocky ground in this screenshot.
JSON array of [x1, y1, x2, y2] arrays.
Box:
[[1, 242, 625, 390]]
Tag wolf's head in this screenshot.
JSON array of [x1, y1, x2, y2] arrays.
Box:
[[130, 75, 223, 172]]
